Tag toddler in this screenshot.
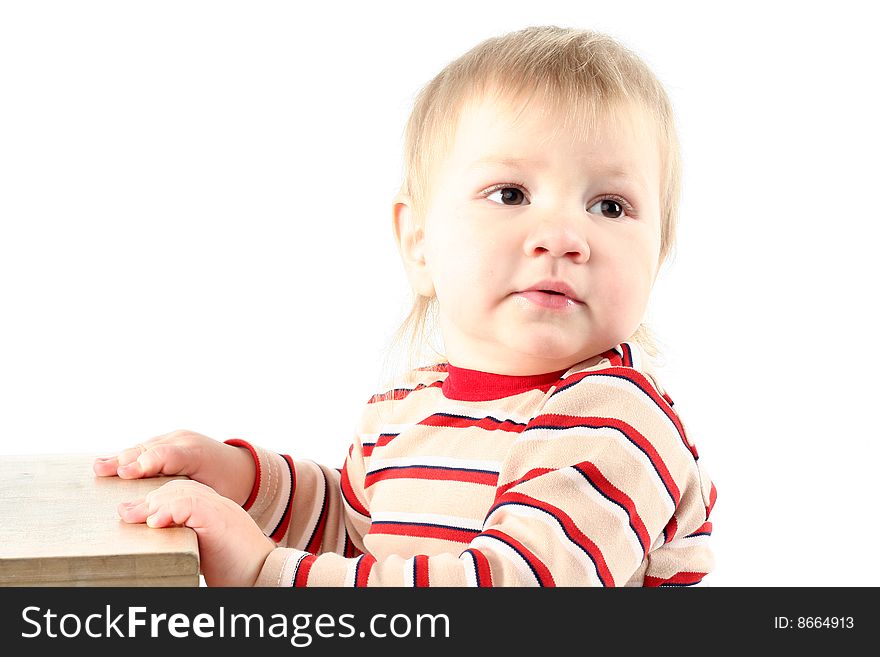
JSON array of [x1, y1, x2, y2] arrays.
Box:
[[94, 26, 716, 587]]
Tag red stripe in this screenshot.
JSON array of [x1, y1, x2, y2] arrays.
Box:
[[342, 534, 362, 559], [293, 554, 316, 587], [527, 414, 681, 506], [620, 343, 633, 367], [689, 521, 712, 536], [419, 413, 526, 434], [355, 555, 376, 587], [369, 521, 478, 544], [604, 348, 623, 366], [368, 380, 444, 404], [223, 439, 260, 511], [644, 571, 706, 587], [464, 549, 494, 587], [413, 555, 430, 587], [494, 467, 554, 500], [374, 433, 399, 449], [480, 528, 555, 586], [663, 516, 678, 543], [362, 442, 376, 457], [269, 454, 296, 542], [365, 466, 498, 488], [574, 461, 650, 555], [492, 491, 614, 586], [340, 462, 370, 517], [707, 482, 718, 516]]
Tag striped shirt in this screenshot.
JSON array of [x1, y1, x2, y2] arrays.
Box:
[[230, 342, 716, 587]]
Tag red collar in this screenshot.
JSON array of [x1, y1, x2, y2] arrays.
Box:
[[441, 364, 568, 401]]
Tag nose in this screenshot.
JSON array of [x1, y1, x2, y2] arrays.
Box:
[[523, 216, 590, 264]]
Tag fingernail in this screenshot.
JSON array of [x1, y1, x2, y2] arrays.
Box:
[[146, 514, 159, 527]]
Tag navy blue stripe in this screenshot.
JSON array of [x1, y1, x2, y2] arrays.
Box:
[[368, 464, 499, 476], [659, 581, 700, 587], [354, 555, 366, 587], [482, 532, 551, 587], [572, 464, 648, 557], [372, 519, 479, 533], [461, 549, 482, 587], [430, 412, 528, 427]]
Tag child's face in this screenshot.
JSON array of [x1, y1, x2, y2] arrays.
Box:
[[397, 93, 663, 375]]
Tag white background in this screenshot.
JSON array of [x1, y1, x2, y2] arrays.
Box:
[[1, 1, 878, 587]]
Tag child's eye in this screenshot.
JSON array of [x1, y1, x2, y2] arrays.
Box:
[[485, 185, 529, 206], [587, 197, 630, 219]]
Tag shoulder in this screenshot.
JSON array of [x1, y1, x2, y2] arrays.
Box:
[[537, 342, 698, 459], [553, 342, 674, 414], [523, 343, 708, 509], [562, 342, 669, 397]]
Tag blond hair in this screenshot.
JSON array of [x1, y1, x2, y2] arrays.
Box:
[[390, 26, 681, 373]]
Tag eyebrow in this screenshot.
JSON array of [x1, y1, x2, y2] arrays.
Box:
[[467, 156, 646, 187]]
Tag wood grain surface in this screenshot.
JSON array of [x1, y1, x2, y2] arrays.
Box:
[[0, 453, 199, 586]]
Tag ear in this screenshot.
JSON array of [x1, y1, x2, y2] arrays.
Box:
[[392, 193, 435, 297]]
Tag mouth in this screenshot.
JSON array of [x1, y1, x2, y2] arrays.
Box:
[[514, 280, 585, 309]]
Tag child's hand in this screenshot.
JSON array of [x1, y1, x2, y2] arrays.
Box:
[[118, 479, 276, 587], [93, 429, 256, 506]]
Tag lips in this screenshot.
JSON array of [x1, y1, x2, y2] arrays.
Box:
[[514, 280, 584, 309]]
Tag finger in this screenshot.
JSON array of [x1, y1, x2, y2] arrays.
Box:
[[146, 486, 215, 529], [95, 442, 154, 477], [145, 505, 179, 528], [114, 443, 151, 469], [93, 456, 120, 477], [118, 443, 192, 480], [143, 479, 213, 509], [113, 431, 180, 472], [117, 499, 149, 523]]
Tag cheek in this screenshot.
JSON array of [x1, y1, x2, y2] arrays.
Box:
[[596, 250, 656, 321], [426, 220, 506, 300]]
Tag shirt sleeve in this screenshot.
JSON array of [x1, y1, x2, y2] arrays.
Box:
[[237, 360, 716, 587], [224, 438, 369, 563]]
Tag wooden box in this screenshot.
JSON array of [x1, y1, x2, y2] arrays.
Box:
[[0, 453, 199, 586]]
